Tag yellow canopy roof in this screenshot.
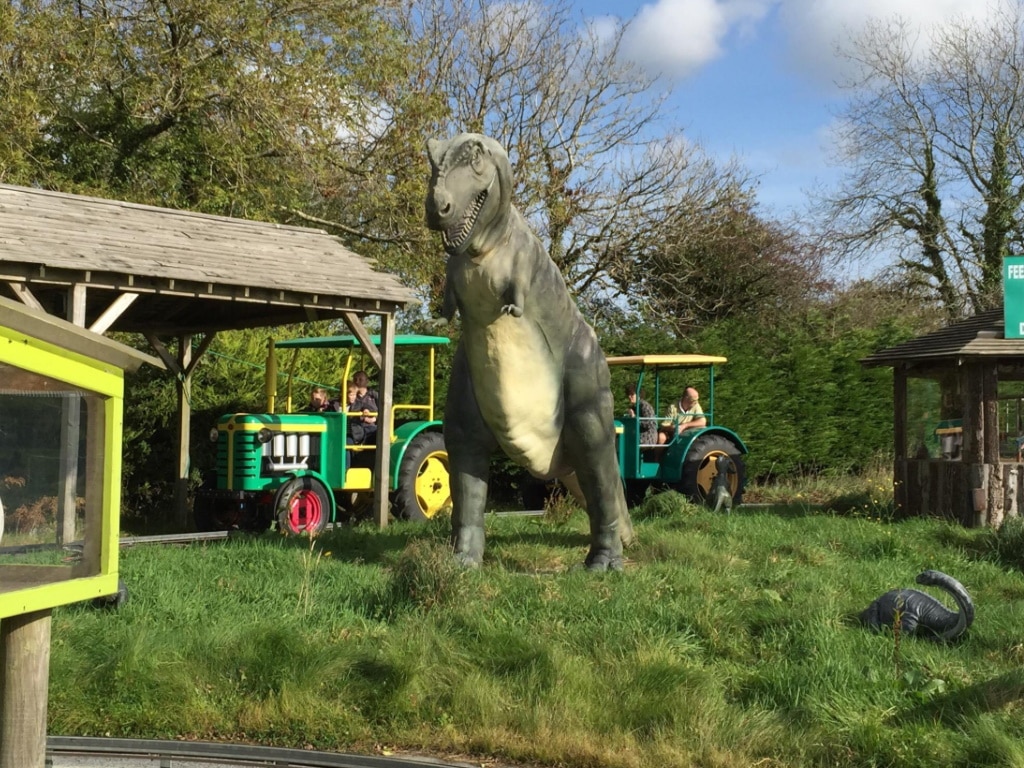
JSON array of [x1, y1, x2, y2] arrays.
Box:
[[605, 354, 728, 367]]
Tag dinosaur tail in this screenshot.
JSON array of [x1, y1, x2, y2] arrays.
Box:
[[916, 570, 975, 641]]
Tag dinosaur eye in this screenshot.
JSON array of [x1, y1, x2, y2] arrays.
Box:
[[469, 144, 485, 172]]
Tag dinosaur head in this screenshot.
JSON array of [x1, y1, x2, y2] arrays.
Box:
[[425, 133, 513, 257]]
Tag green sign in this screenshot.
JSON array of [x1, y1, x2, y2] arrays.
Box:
[[1005, 256, 1024, 339]]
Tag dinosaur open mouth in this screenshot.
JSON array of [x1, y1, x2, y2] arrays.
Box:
[[441, 186, 489, 253]]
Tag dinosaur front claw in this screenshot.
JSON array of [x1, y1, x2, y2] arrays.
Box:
[[500, 304, 523, 317]]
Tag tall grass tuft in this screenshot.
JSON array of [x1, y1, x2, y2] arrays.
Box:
[[993, 515, 1024, 569], [382, 537, 469, 615], [633, 489, 701, 520]]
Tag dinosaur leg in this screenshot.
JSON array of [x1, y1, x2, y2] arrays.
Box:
[[562, 338, 630, 571], [444, 345, 497, 567], [559, 470, 633, 547]]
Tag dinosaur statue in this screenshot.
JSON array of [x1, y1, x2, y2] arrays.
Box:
[[425, 132, 632, 571], [859, 570, 974, 642], [709, 455, 733, 514]]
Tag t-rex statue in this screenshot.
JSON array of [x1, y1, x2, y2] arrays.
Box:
[[859, 569, 975, 642], [425, 132, 632, 571]]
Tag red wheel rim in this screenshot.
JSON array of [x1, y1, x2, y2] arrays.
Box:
[[287, 488, 324, 532]]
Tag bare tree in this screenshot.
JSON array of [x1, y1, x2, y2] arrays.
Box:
[[622, 191, 830, 337], [397, 0, 750, 305], [820, 1, 1024, 320]]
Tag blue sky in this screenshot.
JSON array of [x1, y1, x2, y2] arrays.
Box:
[[579, 0, 997, 219]]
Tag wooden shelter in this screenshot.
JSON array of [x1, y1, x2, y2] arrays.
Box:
[[862, 307, 1024, 527], [0, 184, 417, 529]]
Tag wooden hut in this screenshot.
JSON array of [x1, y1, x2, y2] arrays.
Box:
[[0, 183, 416, 529], [862, 307, 1024, 527]]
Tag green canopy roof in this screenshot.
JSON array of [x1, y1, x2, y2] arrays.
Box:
[[275, 334, 450, 349]]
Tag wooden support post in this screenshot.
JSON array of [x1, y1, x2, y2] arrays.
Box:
[[0, 610, 52, 768], [982, 365, 1000, 464], [173, 334, 193, 528], [145, 332, 214, 530], [1005, 465, 1019, 522], [961, 364, 982, 465], [58, 284, 87, 544], [893, 367, 908, 516], [373, 314, 396, 528], [961, 364, 987, 526]]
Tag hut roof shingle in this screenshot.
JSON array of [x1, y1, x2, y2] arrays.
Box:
[[0, 184, 416, 335], [861, 307, 1024, 367]]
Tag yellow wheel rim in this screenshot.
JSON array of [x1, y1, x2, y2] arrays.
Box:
[[414, 450, 451, 518], [695, 450, 737, 497]]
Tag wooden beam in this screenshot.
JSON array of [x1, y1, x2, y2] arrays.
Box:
[[183, 332, 216, 378], [144, 333, 184, 377], [0, 610, 51, 768], [342, 311, 381, 369], [0, 264, 406, 318], [88, 292, 139, 335], [5, 282, 43, 311], [373, 313, 396, 528]]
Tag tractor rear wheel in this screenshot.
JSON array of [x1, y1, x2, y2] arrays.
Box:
[[276, 476, 331, 535], [679, 434, 745, 505], [395, 432, 451, 521]]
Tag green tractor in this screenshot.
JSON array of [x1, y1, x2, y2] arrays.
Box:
[[609, 353, 747, 507], [193, 334, 452, 534]]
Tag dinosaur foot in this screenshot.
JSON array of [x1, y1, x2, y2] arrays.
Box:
[[451, 524, 485, 569], [453, 550, 482, 569], [584, 547, 624, 572]]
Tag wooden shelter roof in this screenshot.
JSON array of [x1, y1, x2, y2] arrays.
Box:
[[0, 184, 415, 336], [860, 307, 1024, 369]]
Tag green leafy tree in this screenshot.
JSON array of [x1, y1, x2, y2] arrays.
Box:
[[693, 310, 915, 480], [1, 0, 413, 220]]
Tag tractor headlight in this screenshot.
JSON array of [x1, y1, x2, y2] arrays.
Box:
[[209, 427, 219, 443], [257, 428, 274, 444]]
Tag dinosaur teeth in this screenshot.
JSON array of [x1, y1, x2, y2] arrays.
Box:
[[442, 188, 488, 252]]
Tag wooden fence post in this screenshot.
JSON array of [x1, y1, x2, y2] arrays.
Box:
[[0, 609, 52, 768]]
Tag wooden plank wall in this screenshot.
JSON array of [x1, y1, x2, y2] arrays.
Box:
[[896, 459, 1023, 527]]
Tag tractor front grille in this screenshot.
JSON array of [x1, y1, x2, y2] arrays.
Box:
[[261, 431, 322, 475]]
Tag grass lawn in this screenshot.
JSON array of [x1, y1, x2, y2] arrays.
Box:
[[47, 494, 1024, 768]]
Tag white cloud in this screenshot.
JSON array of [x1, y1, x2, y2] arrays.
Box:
[[610, 0, 996, 84], [618, 0, 773, 78], [778, 0, 996, 86]]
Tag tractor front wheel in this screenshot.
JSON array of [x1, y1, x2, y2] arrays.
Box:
[[679, 434, 746, 505], [395, 432, 451, 521], [276, 476, 331, 535]]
